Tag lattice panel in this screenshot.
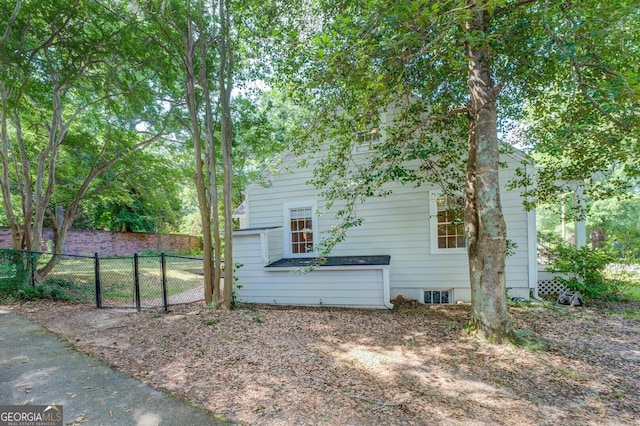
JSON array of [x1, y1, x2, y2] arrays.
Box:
[[538, 278, 566, 295]]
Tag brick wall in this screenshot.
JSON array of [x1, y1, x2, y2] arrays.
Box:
[[0, 228, 202, 256]]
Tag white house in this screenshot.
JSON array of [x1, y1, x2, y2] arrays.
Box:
[[232, 115, 537, 309]]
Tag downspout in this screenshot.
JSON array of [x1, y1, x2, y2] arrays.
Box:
[[382, 267, 394, 309]]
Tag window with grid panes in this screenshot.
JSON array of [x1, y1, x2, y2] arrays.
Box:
[[354, 116, 381, 152], [436, 196, 466, 249], [289, 207, 314, 254], [429, 191, 466, 254]]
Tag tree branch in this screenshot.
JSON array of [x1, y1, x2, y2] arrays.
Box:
[[1, 0, 21, 44], [495, 0, 541, 16], [541, 1, 630, 131]]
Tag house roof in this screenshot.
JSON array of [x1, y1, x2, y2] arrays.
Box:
[[266, 255, 390, 268], [232, 201, 246, 217], [233, 226, 282, 236]]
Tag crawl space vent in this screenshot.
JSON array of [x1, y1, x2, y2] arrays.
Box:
[[423, 289, 452, 304]]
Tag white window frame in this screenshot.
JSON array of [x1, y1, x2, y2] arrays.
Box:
[[283, 201, 318, 258], [421, 289, 454, 304], [429, 190, 466, 254], [353, 113, 383, 153]]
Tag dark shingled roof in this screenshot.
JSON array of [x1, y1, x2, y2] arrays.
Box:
[[234, 226, 281, 232], [266, 255, 390, 268]]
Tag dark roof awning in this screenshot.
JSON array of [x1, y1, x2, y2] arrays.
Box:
[[266, 255, 390, 268]]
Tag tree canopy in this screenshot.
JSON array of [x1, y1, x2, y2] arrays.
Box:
[[266, 0, 639, 340], [0, 0, 168, 268], [0, 0, 637, 331]]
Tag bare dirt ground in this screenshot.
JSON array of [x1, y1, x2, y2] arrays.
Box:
[[10, 299, 640, 425]]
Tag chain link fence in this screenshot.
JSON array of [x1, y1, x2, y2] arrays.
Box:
[[0, 249, 207, 311]]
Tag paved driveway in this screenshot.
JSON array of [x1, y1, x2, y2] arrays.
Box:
[[0, 307, 227, 425]]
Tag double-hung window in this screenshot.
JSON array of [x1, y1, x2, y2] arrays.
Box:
[[430, 191, 466, 254], [284, 201, 317, 257], [354, 115, 382, 153]]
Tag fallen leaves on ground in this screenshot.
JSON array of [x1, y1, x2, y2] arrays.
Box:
[[11, 299, 640, 425]]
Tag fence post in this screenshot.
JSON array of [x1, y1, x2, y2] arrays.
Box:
[[30, 252, 36, 287], [94, 253, 102, 309], [134, 253, 141, 312], [161, 253, 168, 313]]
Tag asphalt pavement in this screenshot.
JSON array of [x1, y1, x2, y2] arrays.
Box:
[[0, 307, 227, 425]]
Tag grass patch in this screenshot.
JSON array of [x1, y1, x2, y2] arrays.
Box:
[[200, 317, 221, 326], [604, 263, 640, 301], [553, 366, 583, 381], [511, 329, 546, 352], [621, 283, 640, 302], [622, 308, 640, 321]]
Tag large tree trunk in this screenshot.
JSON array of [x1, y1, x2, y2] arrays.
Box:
[[464, 3, 510, 342]]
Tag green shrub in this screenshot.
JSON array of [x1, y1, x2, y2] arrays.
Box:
[[548, 244, 615, 299], [0, 250, 35, 293], [0, 277, 77, 302], [184, 246, 204, 256]]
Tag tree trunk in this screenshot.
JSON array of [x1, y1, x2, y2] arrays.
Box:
[[185, 10, 214, 304], [197, 0, 222, 305], [218, 0, 234, 309], [36, 208, 64, 278], [590, 228, 605, 249], [0, 82, 23, 249], [465, 3, 510, 342]]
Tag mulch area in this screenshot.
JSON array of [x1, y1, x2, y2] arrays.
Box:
[[10, 299, 640, 425]]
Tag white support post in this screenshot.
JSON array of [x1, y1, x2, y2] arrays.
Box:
[[575, 186, 587, 248]]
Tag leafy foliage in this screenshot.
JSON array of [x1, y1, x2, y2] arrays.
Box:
[[0, 273, 77, 303], [510, 1, 640, 206], [590, 193, 640, 260], [78, 151, 185, 233], [262, 0, 638, 339], [0, 0, 170, 261], [547, 242, 616, 299]]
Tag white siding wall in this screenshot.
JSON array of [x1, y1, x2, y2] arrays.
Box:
[[235, 144, 534, 304], [266, 229, 283, 265], [234, 233, 388, 308]]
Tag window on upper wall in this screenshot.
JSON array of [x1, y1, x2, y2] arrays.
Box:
[[354, 115, 382, 153], [284, 201, 317, 257], [430, 191, 466, 254]]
